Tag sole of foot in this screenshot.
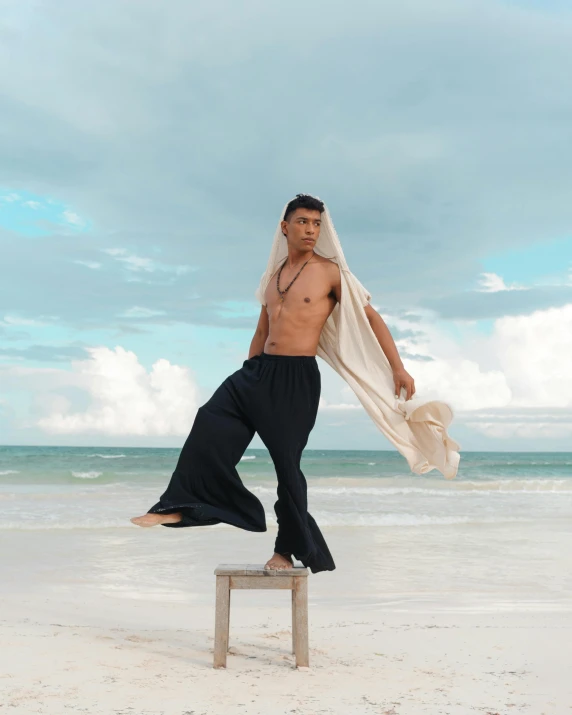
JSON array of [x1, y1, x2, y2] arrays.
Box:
[[130, 513, 181, 527]]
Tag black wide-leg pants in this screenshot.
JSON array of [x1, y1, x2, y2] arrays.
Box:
[[146, 351, 335, 574]]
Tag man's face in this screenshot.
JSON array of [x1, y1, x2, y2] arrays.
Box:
[[281, 209, 322, 251]]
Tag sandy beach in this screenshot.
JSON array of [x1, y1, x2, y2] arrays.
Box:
[[1, 523, 570, 714]]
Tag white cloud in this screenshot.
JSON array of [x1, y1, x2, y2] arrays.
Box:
[[103, 247, 191, 275], [103, 247, 155, 272], [73, 259, 101, 269], [37, 346, 199, 436], [1, 314, 59, 326], [475, 272, 527, 293], [174, 265, 191, 275], [492, 303, 572, 408], [319, 397, 362, 411], [119, 306, 165, 318], [24, 200, 41, 209], [62, 209, 84, 226], [388, 302, 572, 440], [380, 308, 511, 411], [465, 411, 572, 440], [403, 355, 511, 411], [121, 254, 155, 272]]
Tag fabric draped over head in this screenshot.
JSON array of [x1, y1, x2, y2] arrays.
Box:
[[255, 198, 461, 479]]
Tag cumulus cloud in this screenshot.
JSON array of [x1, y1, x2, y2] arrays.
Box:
[[492, 303, 572, 408], [404, 355, 511, 411], [390, 303, 572, 442], [318, 302, 571, 428], [37, 346, 199, 435]]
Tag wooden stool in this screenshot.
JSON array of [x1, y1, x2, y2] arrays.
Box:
[[213, 563, 309, 668]]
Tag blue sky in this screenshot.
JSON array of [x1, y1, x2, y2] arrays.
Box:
[[1, 0, 571, 452]]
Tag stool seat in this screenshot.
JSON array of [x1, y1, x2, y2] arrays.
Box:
[[213, 563, 309, 668], [214, 563, 309, 576]]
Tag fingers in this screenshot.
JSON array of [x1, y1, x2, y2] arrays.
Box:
[[402, 379, 415, 400], [394, 376, 416, 400], [407, 379, 415, 400]]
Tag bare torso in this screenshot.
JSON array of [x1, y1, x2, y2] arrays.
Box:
[[263, 254, 340, 356]]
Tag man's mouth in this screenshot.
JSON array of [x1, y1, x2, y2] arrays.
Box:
[[303, 239, 314, 243]]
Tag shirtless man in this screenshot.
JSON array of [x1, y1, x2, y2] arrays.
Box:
[[131, 194, 415, 573]]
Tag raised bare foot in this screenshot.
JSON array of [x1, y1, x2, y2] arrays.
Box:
[[264, 552, 293, 570], [130, 512, 182, 527]]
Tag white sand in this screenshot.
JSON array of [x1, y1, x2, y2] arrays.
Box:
[[1, 526, 571, 714]]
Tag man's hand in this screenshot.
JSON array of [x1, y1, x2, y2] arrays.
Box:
[[392, 366, 415, 400]]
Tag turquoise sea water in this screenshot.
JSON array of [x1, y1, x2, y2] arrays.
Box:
[[0, 446, 570, 530]]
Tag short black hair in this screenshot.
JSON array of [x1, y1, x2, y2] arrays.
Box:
[[283, 193, 325, 223]]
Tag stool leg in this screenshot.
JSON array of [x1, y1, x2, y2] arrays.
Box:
[[291, 587, 296, 655], [293, 577, 309, 667], [214, 575, 230, 668], [227, 589, 231, 650]]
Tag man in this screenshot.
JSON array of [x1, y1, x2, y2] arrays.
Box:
[[130, 194, 418, 574]]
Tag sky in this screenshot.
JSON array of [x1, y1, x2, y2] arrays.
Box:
[[1, 0, 571, 452]]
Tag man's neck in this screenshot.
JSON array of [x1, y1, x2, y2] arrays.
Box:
[[285, 249, 316, 268]]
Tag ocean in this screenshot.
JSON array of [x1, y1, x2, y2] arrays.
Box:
[[2, 445, 571, 613], [1, 445, 571, 531]]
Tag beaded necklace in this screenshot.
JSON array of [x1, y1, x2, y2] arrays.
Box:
[[276, 255, 314, 302]]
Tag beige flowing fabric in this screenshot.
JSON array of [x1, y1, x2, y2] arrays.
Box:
[[255, 198, 461, 479]]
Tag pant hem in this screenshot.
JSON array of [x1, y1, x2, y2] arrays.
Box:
[[148, 503, 267, 533]]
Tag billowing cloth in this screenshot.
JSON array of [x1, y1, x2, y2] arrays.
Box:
[[255, 198, 461, 479]]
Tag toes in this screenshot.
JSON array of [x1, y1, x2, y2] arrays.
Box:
[[264, 555, 293, 570]]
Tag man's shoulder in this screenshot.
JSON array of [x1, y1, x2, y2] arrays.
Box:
[[321, 257, 340, 279], [322, 257, 337, 266], [314, 255, 340, 270], [314, 256, 341, 290]]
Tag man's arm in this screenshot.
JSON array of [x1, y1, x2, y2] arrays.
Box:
[[364, 303, 416, 399], [248, 305, 269, 358], [363, 303, 402, 368], [331, 267, 416, 400]]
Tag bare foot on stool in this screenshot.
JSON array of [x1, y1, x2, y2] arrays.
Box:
[[264, 552, 293, 570], [130, 512, 182, 527]]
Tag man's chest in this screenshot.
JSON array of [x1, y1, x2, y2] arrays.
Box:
[[264, 264, 334, 312]]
